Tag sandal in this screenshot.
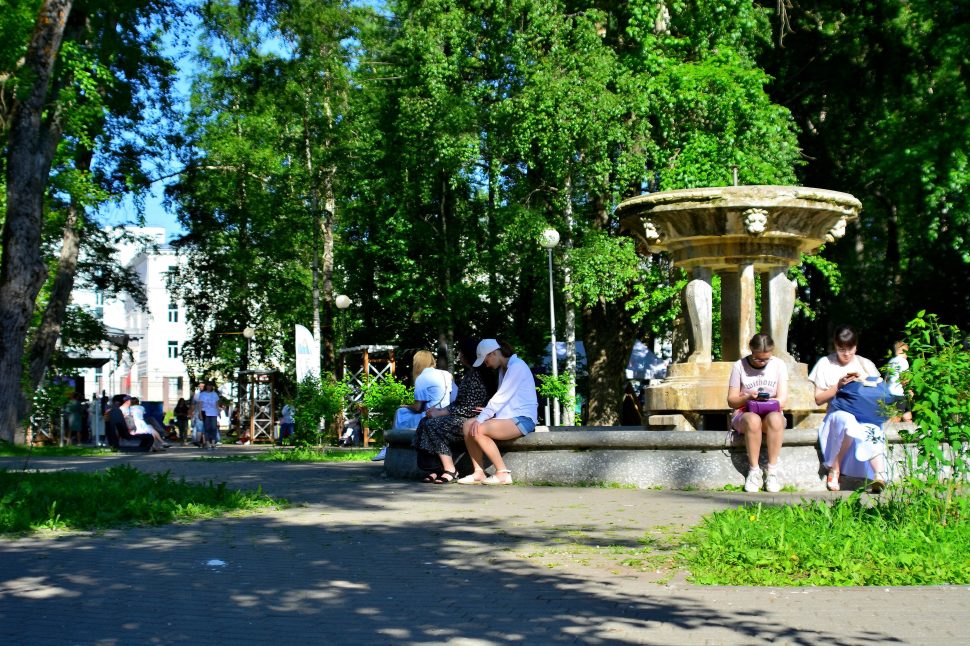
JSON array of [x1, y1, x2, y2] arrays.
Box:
[[433, 470, 458, 484], [483, 469, 513, 486], [869, 471, 888, 494], [826, 468, 840, 492], [457, 471, 486, 485], [421, 473, 439, 483]]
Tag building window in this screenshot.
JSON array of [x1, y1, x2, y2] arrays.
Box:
[[168, 303, 179, 323], [168, 341, 179, 358], [95, 290, 104, 306], [168, 376, 182, 401]]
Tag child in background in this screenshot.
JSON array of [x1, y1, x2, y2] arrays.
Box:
[[885, 341, 912, 422]]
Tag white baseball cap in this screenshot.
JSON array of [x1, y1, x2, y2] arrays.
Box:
[[473, 339, 501, 367]]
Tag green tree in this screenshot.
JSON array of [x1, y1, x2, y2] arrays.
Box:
[[0, 0, 178, 442], [760, 1, 970, 358]]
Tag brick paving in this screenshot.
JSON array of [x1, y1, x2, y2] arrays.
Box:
[[0, 448, 966, 645]]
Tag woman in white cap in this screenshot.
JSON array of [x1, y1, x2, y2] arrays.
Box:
[[458, 339, 538, 485]]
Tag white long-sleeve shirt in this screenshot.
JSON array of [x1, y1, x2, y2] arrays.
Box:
[[476, 355, 538, 423]]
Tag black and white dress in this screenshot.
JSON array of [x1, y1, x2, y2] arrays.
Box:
[[414, 368, 489, 457]]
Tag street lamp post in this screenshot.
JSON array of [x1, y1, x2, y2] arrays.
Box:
[[539, 228, 561, 426]]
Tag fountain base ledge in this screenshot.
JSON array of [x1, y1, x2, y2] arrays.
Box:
[[384, 424, 917, 491]]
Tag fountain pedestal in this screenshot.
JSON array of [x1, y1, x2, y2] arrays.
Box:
[[619, 185, 861, 431]]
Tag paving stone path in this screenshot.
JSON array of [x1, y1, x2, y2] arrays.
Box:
[[0, 448, 966, 645]]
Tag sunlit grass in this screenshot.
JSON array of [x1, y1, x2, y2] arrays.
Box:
[[201, 447, 380, 462], [681, 482, 970, 586], [0, 441, 112, 457], [0, 465, 283, 535]]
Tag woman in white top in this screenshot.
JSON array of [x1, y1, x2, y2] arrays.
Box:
[[458, 339, 538, 485], [726, 333, 790, 493], [809, 324, 883, 490], [393, 350, 453, 430]]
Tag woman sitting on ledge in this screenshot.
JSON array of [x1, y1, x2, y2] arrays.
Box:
[[415, 337, 495, 484], [458, 339, 538, 486], [809, 324, 888, 492], [726, 333, 789, 493]]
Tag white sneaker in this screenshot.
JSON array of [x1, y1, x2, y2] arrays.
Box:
[[764, 467, 782, 493], [744, 468, 763, 493]]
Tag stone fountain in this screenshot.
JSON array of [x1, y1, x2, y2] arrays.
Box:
[[617, 185, 862, 432]]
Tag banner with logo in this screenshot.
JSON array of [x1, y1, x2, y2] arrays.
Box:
[[295, 324, 319, 383]]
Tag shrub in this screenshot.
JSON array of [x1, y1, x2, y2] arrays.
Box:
[[899, 311, 970, 481], [360, 375, 412, 431], [291, 373, 352, 446]]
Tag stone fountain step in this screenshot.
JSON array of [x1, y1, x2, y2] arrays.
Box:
[[384, 424, 916, 492]]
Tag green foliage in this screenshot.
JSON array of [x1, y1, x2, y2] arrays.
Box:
[[682, 487, 970, 586], [536, 373, 576, 420], [568, 232, 641, 309], [360, 375, 412, 431], [203, 447, 380, 462], [28, 381, 75, 441], [0, 442, 110, 457], [0, 465, 281, 534], [899, 311, 970, 479], [291, 373, 352, 446]]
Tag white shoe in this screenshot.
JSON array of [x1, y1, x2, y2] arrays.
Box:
[[764, 468, 782, 493], [744, 468, 763, 493]]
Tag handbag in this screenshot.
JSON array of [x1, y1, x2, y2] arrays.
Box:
[[746, 399, 781, 415]]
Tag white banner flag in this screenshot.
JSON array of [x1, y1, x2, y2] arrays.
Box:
[[295, 324, 319, 382]]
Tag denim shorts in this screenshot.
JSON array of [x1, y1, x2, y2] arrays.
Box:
[[512, 416, 536, 436]]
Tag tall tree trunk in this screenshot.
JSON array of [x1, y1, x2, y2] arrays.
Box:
[[26, 181, 88, 391], [583, 298, 636, 426], [562, 175, 576, 425], [0, 0, 73, 443]]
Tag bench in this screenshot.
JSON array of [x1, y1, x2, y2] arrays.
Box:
[[384, 424, 917, 491]]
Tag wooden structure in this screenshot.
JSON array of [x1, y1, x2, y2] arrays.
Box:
[[239, 370, 277, 443], [337, 345, 396, 447]]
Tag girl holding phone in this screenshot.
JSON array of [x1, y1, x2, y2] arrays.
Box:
[[727, 333, 789, 493]]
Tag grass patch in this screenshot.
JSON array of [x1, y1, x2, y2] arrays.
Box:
[[681, 483, 970, 585], [0, 465, 283, 534], [0, 442, 111, 457], [201, 447, 380, 462]]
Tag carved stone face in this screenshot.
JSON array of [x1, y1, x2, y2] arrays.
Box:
[[643, 220, 661, 241], [826, 216, 847, 242], [742, 208, 769, 235]]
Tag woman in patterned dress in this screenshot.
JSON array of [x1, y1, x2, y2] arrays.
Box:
[[415, 338, 495, 484]]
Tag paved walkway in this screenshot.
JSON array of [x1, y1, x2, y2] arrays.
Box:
[[0, 448, 966, 645]]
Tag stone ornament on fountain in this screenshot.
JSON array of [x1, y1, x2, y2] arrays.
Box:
[[642, 219, 662, 242], [742, 208, 769, 235], [826, 216, 847, 242]]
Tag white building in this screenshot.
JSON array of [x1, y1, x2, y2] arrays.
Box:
[[72, 227, 190, 410]]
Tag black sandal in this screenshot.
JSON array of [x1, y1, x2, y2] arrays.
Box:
[[433, 470, 458, 484], [421, 472, 439, 483]]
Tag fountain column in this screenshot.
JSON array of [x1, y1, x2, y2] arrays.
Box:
[[761, 267, 797, 366], [684, 267, 713, 364], [719, 263, 757, 362]]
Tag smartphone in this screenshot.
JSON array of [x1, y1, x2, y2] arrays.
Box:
[[757, 391, 769, 400]]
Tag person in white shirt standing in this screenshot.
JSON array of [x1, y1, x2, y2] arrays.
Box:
[[457, 339, 538, 485], [195, 382, 221, 451]]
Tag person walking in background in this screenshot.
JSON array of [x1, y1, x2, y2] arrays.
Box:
[[174, 397, 190, 445], [726, 333, 790, 493], [65, 392, 85, 445], [279, 402, 295, 444], [195, 382, 221, 450]]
